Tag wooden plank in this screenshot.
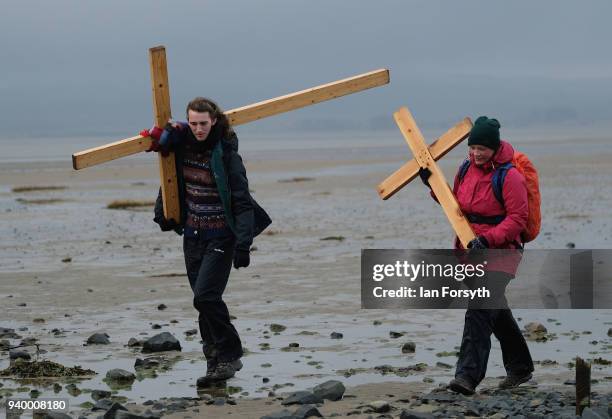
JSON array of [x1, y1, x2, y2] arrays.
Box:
[[72, 135, 151, 170], [227, 69, 389, 126], [575, 357, 591, 415], [394, 107, 476, 248], [377, 118, 472, 200], [149, 46, 180, 223], [71, 69, 389, 169]]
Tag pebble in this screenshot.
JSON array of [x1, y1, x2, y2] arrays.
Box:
[[367, 400, 391, 413], [9, 349, 31, 361], [87, 332, 110, 345], [312, 380, 345, 401], [281, 390, 323, 405], [105, 368, 136, 383], [330, 332, 343, 339], [402, 342, 416, 353], [142, 332, 181, 353]]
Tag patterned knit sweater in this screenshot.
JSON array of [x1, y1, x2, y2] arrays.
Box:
[[182, 142, 232, 239]]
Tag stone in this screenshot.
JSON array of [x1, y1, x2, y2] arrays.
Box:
[[524, 322, 547, 334], [135, 357, 161, 369], [281, 391, 323, 406], [0, 339, 10, 350], [91, 389, 112, 401], [102, 402, 128, 419], [142, 332, 181, 353], [435, 362, 453, 369], [330, 332, 343, 339], [157, 304, 167, 310], [127, 338, 143, 347], [105, 369, 136, 384], [270, 324, 287, 333], [312, 380, 345, 401], [87, 332, 110, 345], [93, 399, 116, 411], [390, 331, 404, 338], [608, 328, 612, 337], [581, 407, 607, 419], [9, 349, 31, 361], [37, 413, 73, 419], [293, 404, 323, 418], [21, 337, 37, 346], [402, 342, 416, 353], [367, 400, 391, 413], [260, 410, 295, 419], [115, 412, 161, 419], [65, 383, 81, 397], [0, 327, 20, 339], [399, 410, 435, 419], [184, 329, 198, 336]]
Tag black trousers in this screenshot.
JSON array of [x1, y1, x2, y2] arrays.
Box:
[[184, 234, 243, 363], [455, 272, 534, 386]]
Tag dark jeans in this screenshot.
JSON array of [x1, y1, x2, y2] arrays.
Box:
[[184, 234, 243, 363], [455, 272, 534, 386]]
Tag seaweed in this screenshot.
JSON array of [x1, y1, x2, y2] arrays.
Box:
[[0, 360, 96, 378], [12, 186, 67, 193], [106, 200, 155, 210]]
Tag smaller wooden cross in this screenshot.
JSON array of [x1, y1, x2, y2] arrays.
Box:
[[377, 107, 476, 248]]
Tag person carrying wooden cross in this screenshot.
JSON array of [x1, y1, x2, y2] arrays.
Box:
[[143, 97, 271, 386], [419, 116, 534, 395]]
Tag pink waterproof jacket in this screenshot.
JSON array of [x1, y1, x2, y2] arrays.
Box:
[[452, 140, 528, 275]]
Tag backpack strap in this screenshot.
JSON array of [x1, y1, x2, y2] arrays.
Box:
[[491, 162, 514, 206], [454, 159, 471, 192]]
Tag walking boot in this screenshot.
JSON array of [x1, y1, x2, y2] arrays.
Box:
[[498, 372, 532, 389], [449, 376, 475, 395]]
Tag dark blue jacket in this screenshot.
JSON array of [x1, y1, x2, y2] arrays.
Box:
[[153, 124, 271, 251]]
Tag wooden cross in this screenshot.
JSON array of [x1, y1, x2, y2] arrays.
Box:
[[376, 107, 476, 248], [72, 45, 390, 222]]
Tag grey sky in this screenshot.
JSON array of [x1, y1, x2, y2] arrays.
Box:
[[1, 0, 611, 138]]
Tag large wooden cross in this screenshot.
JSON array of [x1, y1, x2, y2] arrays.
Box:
[[72, 45, 389, 222], [376, 107, 476, 248]]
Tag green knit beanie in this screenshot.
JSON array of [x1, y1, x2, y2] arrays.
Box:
[[468, 116, 501, 150]]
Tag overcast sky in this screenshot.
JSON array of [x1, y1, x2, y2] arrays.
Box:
[[1, 0, 611, 139]]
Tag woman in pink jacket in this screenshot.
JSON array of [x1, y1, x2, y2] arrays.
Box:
[[420, 116, 534, 395]]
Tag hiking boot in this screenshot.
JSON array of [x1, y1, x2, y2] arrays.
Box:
[[205, 358, 218, 374], [196, 363, 235, 387], [206, 362, 236, 381], [498, 372, 532, 389], [229, 358, 243, 371], [449, 376, 475, 395]]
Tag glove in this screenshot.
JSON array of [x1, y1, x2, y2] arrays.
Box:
[[233, 249, 250, 269], [418, 167, 432, 188], [142, 126, 169, 157], [468, 236, 489, 250], [146, 126, 164, 141]]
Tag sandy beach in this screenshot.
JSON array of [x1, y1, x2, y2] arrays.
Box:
[[1, 131, 611, 418]]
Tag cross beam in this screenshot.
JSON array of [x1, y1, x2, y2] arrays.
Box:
[[72, 68, 389, 171], [377, 117, 472, 200], [385, 107, 475, 248], [72, 46, 389, 223]]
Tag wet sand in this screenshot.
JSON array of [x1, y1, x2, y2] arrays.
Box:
[[1, 133, 611, 417]]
